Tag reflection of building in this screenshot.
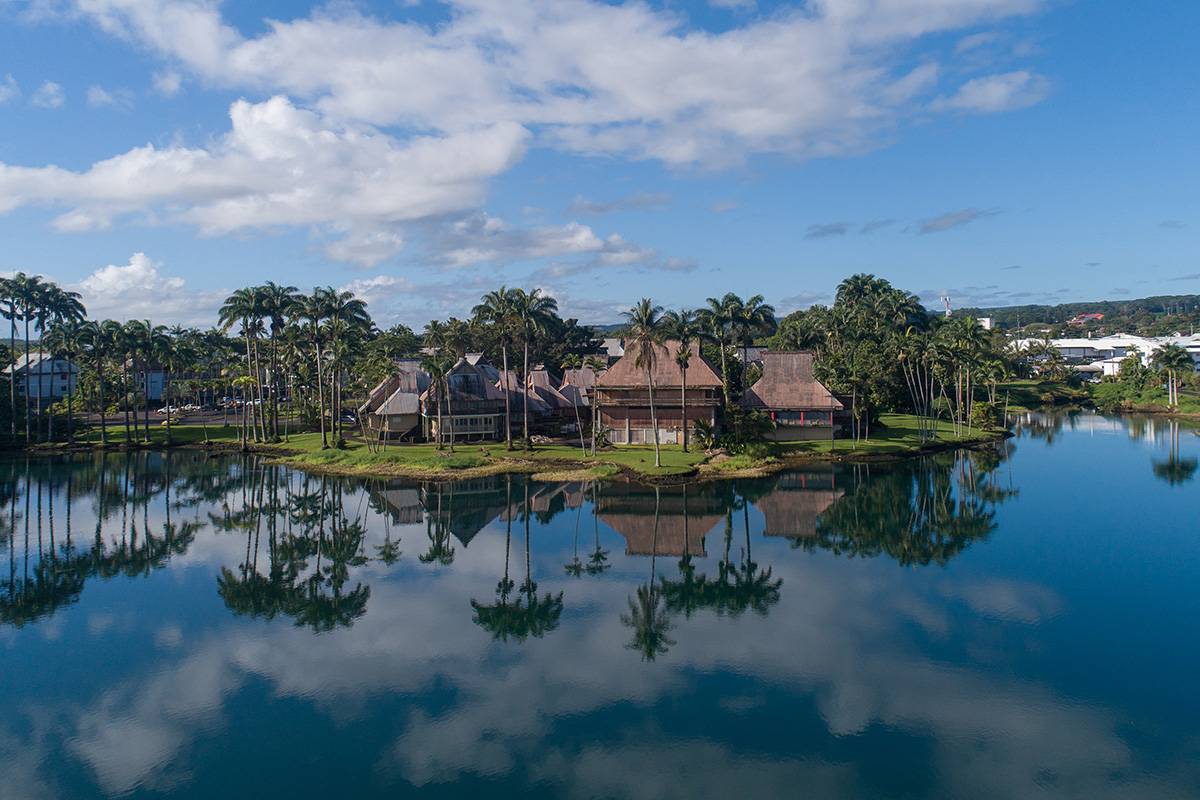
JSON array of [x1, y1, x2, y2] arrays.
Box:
[[754, 471, 843, 538], [594, 340, 723, 445], [374, 487, 425, 524], [596, 483, 724, 556], [420, 478, 512, 548], [740, 352, 843, 441]]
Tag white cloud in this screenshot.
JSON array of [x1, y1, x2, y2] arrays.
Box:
[[0, 96, 529, 259], [73, 252, 225, 324], [0, 74, 19, 104], [86, 84, 133, 108], [930, 70, 1049, 113], [52, 0, 1047, 167], [151, 69, 182, 96], [30, 80, 64, 108]]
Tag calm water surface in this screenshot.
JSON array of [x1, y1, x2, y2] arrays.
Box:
[[1, 412, 1198, 799]]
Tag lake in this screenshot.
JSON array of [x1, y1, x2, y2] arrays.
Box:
[[1, 412, 1197, 799]]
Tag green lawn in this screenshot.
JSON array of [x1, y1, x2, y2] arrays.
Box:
[[997, 379, 1089, 411], [56, 412, 1001, 480], [773, 413, 1000, 457]]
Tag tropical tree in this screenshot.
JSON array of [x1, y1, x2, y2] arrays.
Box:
[[42, 317, 87, 443], [1153, 343, 1193, 409], [700, 293, 737, 406], [510, 288, 559, 449], [473, 287, 517, 450], [732, 294, 776, 367], [218, 288, 266, 443], [559, 353, 587, 455], [623, 298, 665, 467], [259, 282, 299, 440], [421, 353, 454, 451], [663, 309, 702, 453]]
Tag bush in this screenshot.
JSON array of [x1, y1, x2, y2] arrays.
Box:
[[970, 401, 1001, 429]]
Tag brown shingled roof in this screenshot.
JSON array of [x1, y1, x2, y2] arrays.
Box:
[[595, 340, 722, 389], [741, 351, 843, 411]]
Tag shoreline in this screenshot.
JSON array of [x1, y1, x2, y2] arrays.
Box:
[[6, 425, 1011, 485]]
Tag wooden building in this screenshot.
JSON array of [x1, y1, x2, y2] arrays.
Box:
[[359, 368, 430, 441], [420, 357, 508, 443], [593, 340, 723, 445], [740, 351, 843, 441]]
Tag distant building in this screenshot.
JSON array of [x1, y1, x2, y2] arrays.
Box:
[[740, 352, 843, 441], [594, 340, 723, 445], [600, 337, 625, 364], [976, 317, 996, 330], [1067, 312, 1105, 326], [3, 352, 78, 400], [1016, 333, 1200, 375]]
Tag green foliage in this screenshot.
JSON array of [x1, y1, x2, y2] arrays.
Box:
[[970, 401, 1001, 429]]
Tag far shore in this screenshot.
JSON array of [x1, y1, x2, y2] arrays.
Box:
[[8, 413, 1012, 485]]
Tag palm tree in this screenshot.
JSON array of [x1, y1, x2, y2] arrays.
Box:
[[218, 288, 265, 443], [42, 318, 87, 444], [623, 298, 665, 467], [0, 277, 21, 441], [700, 293, 737, 406], [510, 288, 558, 449], [322, 288, 371, 446], [421, 353, 454, 451], [259, 282, 299, 440], [12, 273, 46, 443], [733, 294, 776, 368], [473, 287, 517, 450], [297, 289, 331, 448], [663, 309, 701, 453], [78, 322, 108, 445], [560, 353, 587, 455], [39, 285, 86, 442], [1153, 343, 1193, 409]]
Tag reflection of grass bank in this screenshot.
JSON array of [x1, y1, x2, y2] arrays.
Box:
[[25, 413, 1006, 483]]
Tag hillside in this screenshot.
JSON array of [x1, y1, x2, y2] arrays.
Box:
[[958, 293, 1200, 335]]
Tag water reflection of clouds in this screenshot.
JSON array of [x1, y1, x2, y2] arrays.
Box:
[[1, 453, 1196, 799]]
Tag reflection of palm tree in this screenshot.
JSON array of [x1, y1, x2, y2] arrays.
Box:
[[564, 495, 584, 577], [418, 485, 456, 566], [1152, 420, 1198, 486], [621, 486, 674, 660], [586, 483, 610, 576]]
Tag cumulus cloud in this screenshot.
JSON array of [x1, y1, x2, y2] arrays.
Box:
[[73, 252, 226, 324], [930, 70, 1049, 113], [30, 80, 65, 108], [0, 74, 19, 104], [0, 96, 528, 259], [428, 213, 656, 271], [804, 222, 850, 239], [43, 0, 1047, 168], [568, 192, 671, 215], [918, 207, 1001, 234]]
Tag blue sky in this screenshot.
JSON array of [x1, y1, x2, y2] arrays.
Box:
[[0, 0, 1197, 327]]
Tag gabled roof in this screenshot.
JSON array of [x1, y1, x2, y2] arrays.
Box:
[[560, 367, 599, 390], [741, 351, 843, 411], [595, 340, 722, 389]]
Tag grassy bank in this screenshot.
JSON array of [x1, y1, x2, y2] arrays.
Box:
[[998, 379, 1090, 412], [1090, 381, 1200, 415], [23, 414, 1005, 483]]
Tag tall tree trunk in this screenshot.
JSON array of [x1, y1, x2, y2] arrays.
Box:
[[445, 377, 455, 453], [122, 362, 132, 443], [647, 366, 661, 468], [502, 343, 512, 450], [7, 308, 15, 442], [718, 340, 730, 409], [141, 361, 151, 443], [97, 354, 107, 446], [522, 338, 530, 449], [680, 365, 688, 453], [164, 369, 172, 445], [22, 316, 31, 444], [314, 336, 328, 448]]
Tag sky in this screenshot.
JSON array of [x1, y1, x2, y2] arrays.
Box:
[[0, 0, 1197, 328]]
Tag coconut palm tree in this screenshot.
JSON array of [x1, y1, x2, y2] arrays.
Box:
[[12, 273, 46, 443], [421, 353, 454, 451], [321, 287, 371, 446], [700, 293, 738, 406], [510, 288, 559, 449], [218, 288, 266, 443], [663, 309, 701, 453], [297, 289, 331, 448], [733, 294, 776, 368], [259, 282, 299, 440], [1153, 343, 1193, 409], [559, 353, 587, 455], [623, 298, 665, 467], [42, 318, 87, 444], [0, 277, 21, 441], [473, 287, 517, 450]]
